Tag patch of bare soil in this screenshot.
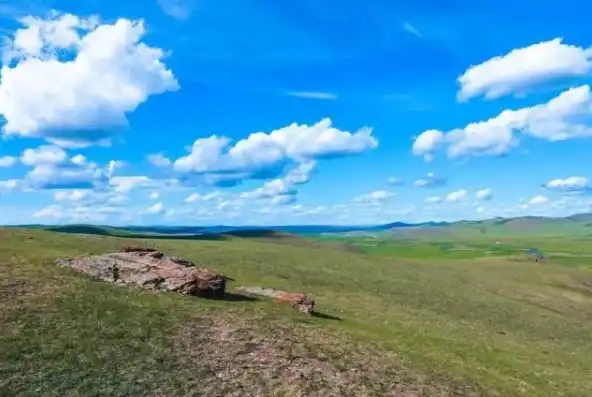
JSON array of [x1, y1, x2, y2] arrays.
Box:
[[171, 317, 483, 397]]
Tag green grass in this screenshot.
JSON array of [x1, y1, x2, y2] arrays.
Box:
[[2, 228, 592, 396]]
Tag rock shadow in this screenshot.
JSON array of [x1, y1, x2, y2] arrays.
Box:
[[205, 292, 259, 302], [311, 311, 342, 321]]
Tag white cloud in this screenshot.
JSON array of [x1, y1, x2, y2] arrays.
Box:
[[544, 176, 590, 192], [147, 153, 172, 167], [0, 156, 17, 167], [458, 38, 592, 101], [413, 85, 592, 159], [20, 145, 67, 166], [149, 191, 160, 200], [425, 196, 442, 203], [240, 161, 315, 204], [0, 179, 21, 191], [0, 11, 178, 147], [33, 205, 62, 219], [185, 191, 222, 203], [412, 129, 442, 160], [353, 190, 394, 206], [286, 92, 338, 100], [387, 176, 403, 185], [529, 195, 549, 205], [107, 160, 125, 175], [475, 188, 493, 201], [446, 189, 468, 202], [54, 189, 89, 201], [413, 172, 446, 188], [173, 118, 376, 184], [145, 202, 164, 215], [402, 22, 421, 38], [110, 176, 178, 193], [19, 146, 111, 190]]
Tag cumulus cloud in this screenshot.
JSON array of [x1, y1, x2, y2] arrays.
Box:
[[145, 202, 164, 215], [0, 156, 16, 167], [413, 85, 592, 159], [54, 189, 89, 201], [413, 172, 446, 188], [185, 191, 222, 203], [353, 190, 394, 206], [475, 188, 493, 201], [458, 38, 592, 101], [173, 118, 376, 185], [149, 191, 160, 200], [0, 179, 21, 191], [0, 11, 178, 147], [240, 161, 316, 205], [412, 129, 442, 161], [147, 153, 172, 167], [446, 189, 467, 202], [529, 195, 549, 205], [19, 145, 111, 190], [544, 176, 590, 192]]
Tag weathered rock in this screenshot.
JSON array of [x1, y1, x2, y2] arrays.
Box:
[[237, 286, 315, 314], [57, 249, 228, 298]]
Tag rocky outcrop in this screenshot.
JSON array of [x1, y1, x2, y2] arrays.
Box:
[[57, 247, 229, 298], [237, 286, 315, 314]]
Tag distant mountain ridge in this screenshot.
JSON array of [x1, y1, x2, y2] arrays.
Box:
[[8, 212, 592, 238]]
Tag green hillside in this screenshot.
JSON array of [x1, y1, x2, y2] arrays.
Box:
[[382, 214, 592, 240], [2, 227, 592, 396]]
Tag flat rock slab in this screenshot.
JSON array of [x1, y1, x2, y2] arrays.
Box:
[[237, 286, 315, 314], [57, 247, 229, 297]]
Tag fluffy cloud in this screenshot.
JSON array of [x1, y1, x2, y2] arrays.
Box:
[[475, 188, 493, 201], [0, 11, 178, 147], [0, 156, 16, 167], [446, 189, 467, 202], [240, 161, 315, 204], [413, 85, 592, 159], [20, 145, 67, 166], [54, 189, 89, 201], [544, 176, 590, 192], [353, 190, 394, 206], [149, 191, 160, 200], [413, 172, 446, 188], [0, 179, 21, 191], [173, 118, 376, 185], [412, 129, 442, 160], [529, 195, 549, 205], [147, 153, 172, 167], [458, 38, 592, 101], [19, 145, 111, 190], [185, 191, 222, 203], [145, 202, 164, 215]]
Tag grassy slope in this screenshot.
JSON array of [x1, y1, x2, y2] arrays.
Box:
[[2, 228, 592, 396]]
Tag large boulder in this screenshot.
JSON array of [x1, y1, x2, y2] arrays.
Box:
[[57, 247, 229, 298]]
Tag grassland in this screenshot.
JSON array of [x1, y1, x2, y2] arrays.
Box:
[[2, 227, 592, 396]]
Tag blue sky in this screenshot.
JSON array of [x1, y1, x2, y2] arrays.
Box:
[[1, 0, 592, 226]]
